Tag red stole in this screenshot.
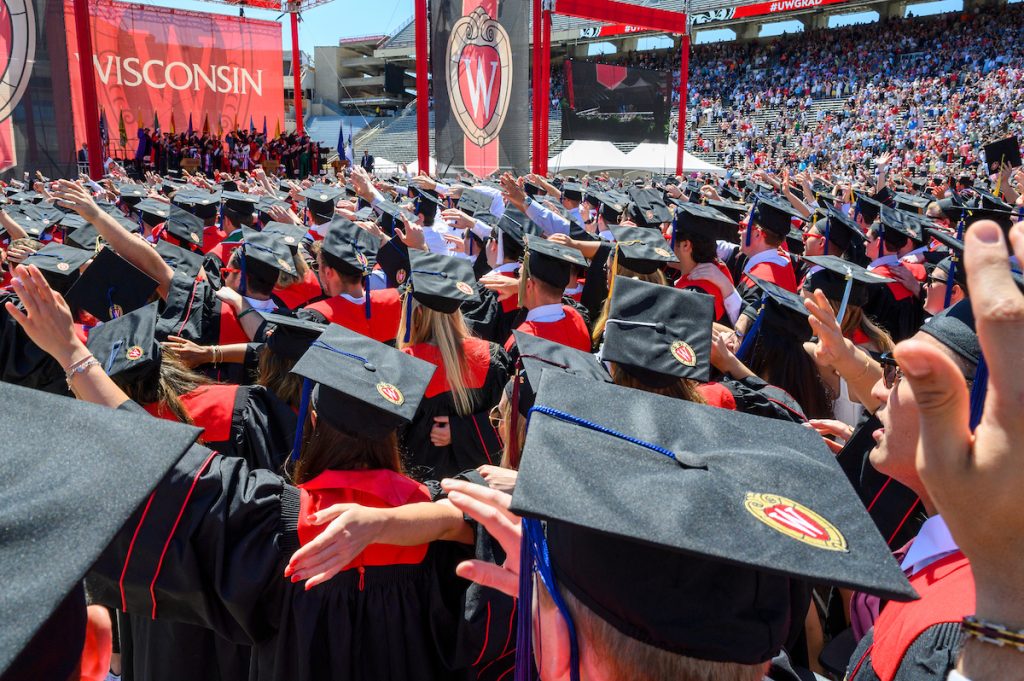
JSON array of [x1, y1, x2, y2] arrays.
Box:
[[303, 288, 402, 343], [143, 383, 239, 443], [273, 269, 322, 310], [506, 306, 590, 353], [871, 265, 915, 301], [217, 301, 252, 345], [696, 381, 737, 410], [742, 256, 798, 293], [298, 469, 431, 568]]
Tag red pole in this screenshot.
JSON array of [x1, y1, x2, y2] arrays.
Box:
[[73, 0, 103, 179], [538, 8, 551, 176], [414, 0, 430, 175], [675, 32, 690, 176], [536, 0, 544, 174], [291, 13, 305, 135]]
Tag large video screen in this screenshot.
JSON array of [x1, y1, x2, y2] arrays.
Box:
[[561, 59, 672, 144]]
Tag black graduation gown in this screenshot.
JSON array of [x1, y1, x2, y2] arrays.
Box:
[[720, 376, 808, 424], [460, 284, 519, 346], [0, 292, 67, 394], [401, 339, 512, 481], [117, 384, 297, 681], [89, 403, 514, 681], [862, 279, 925, 343]]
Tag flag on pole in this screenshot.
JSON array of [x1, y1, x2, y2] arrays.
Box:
[[275, 118, 281, 138], [337, 122, 347, 163], [118, 110, 127, 147], [99, 107, 109, 146], [170, 112, 176, 136], [202, 113, 210, 136], [249, 116, 255, 133], [153, 112, 161, 136], [187, 113, 193, 138], [262, 116, 267, 138]]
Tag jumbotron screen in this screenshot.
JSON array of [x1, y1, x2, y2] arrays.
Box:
[[561, 60, 673, 143]]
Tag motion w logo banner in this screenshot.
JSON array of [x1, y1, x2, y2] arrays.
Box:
[[432, 0, 528, 177]]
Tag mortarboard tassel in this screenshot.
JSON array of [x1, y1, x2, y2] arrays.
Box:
[[735, 295, 766, 363], [290, 378, 314, 462], [107, 286, 122, 320], [822, 214, 831, 254], [944, 215, 967, 309], [969, 353, 988, 432], [744, 198, 760, 248], [237, 243, 248, 296], [402, 291, 414, 344], [363, 275, 372, 319], [670, 214, 678, 250], [218, 204, 225, 232], [836, 266, 854, 326]]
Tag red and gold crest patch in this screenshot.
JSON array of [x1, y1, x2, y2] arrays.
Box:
[[126, 345, 144, 361], [744, 492, 847, 552], [376, 382, 405, 406], [455, 281, 474, 296], [670, 340, 697, 367]]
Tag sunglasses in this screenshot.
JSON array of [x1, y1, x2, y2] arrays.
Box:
[[878, 352, 903, 390], [488, 404, 505, 431], [925, 275, 948, 287]]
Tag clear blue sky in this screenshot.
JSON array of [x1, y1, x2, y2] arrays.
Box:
[[135, 0, 415, 52]]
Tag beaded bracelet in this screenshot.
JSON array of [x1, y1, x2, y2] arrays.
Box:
[[961, 615, 1024, 652], [65, 356, 101, 389], [237, 307, 258, 320]]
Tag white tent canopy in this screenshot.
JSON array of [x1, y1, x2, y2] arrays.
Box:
[[547, 140, 629, 173], [619, 143, 727, 176]]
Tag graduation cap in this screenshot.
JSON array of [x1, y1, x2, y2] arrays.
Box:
[[736, 275, 813, 361], [750, 192, 802, 239], [135, 198, 171, 226], [85, 302, 162, 382], [6, 210, 51, 238], [262, 221, 308, 253], [289, 323, 436, 446], [0, 381, 201, 680], [23, 243, 92, 289], [493, 208, 543, 261], [164, 205, 204, 248], [116, 183, 147, 205], [58, 213, 89, 232], [300, 185, 342, 220], [853, 193, 883, 224], [217, 179, 240, 193], [259, 311, 327, 362], [608, 224, 678, 275], [561, 181, 584, 202], [221, 191, 258, 220], [601, 276, 714, 385], [376, 236, 411, 288], [371, 200, 412, 238], [409, 187, 443, 217], [509, 373, 915, 673], [877, 206, 926, 245], [590, 191, 626, 224], [457, 188, 493, 216], [802, 254, 893, 312], [320, 216, 379, 277], [672, 201, 738, 246], [154, 239, 204, 280], [256, 196, 291, 221], [172, 191, 221, 220], [19, 204, 62, 230], [705, 198, 748, 223], [239, 226, 297, 288], [983, 136, 1021, 175], [626, 187, 672, 228], [523, 235, 588, 290], [65, 247, 159, 321], [893, 191, 930, 214], [815, 206, 867, 254], [510, 330, 611, 420], [523, 180, 544, 198], [405, 250, 479, 315]]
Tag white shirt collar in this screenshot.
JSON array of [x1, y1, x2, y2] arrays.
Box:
[[243, 296, 277, 313], [339, 292, 366, 304], [868, 254, 900, 270], [743, 248, 790, 273], [525, 303, 565, 323], [489, 262, 521, 275], [901, 515, 959, 576]]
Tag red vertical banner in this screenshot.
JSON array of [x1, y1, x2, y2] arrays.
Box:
[[291, 13, 304, 135], [676, 33, 689, 176], [63, 0, 285, 155]]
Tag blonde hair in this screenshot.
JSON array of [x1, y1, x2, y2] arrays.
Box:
[[837, 303, 894, 354], [275, 248, 311, 288], [397, 295, 475, 416]]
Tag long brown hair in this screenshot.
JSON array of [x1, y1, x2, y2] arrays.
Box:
[[290, 413, 403, 485], [592, 260, 667, 348], [122, 351, 211, 426], [275, 248, 311, 288], [256, 345, 304, 409], [609, 362, 707, 404], [397, 296, 475, 416], [838, 303, 894, 353]]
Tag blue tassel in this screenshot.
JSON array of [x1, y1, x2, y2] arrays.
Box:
[[744, 198, 759, 248], [823, 215, 831, 254], [670, 214, 677, 249], [238, 243, 248, 296], [735, 303, 764, 363], [363, 275, 372, 319], [402, 292, 414, 344], [218, 204, 225, 232], [944, 217, 966, 309], [290, 378, 314, 462], [969, 354, 988, 432]]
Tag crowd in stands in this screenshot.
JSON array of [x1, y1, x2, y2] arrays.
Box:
[[550, 8, 1024, 173]]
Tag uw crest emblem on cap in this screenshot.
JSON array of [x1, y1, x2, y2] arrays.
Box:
[[125, 345, 144, 361], [446, 7, 513, 147], [654, 247, 673, 258], [455, 281, 474, 296], [670, 340, 697, 367], [376, 382, 405, 406], [396, 268, 407, 284], [744, 492, 848, 552], [56, 262, 70, 271]]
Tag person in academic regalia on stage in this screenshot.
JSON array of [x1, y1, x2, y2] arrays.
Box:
[[396, 250, 511, 481], [5, 267, 515, 681], [298, 216, 403, 343]]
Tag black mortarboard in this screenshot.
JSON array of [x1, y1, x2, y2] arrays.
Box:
[[65, 247, 158, 321], [218, 180, 240, 193], [320, 216, 379, 277], [705, 198, 748, 222], [458, 188, 493, 216], [878, 206, 926, 245], [23, 243, 92, 289], [164, 205, 204, 248], [510, 373, 914, 668], [117, 183, 147, 205], [410, 187, 443, 218], [609, 224, 678, 275], [494, 208, 543, 261], [602, 274, 715, 385], [300, 185, 343, 220], [0, 381, 200, 679], [221, 191, 258, 220], [85, 302, 162, 382], [262, 221, 308, 253], [375, 200, 416, 238], [256, 196, 291, 221], [523, 180, 544, 197], [58, 213, 89, 232], [523, 235, 588, 290], [751, 192, 802, 238], [510, 330, 611, 419], [816, 206, 867, 254], [6, 210, 52, 238], [591, 191, 626, 224], [893, 191, 930, 214], [290, 323, 435, 441], [154, 239, 205, 280], [672, 201, 738, 245], [561, 182, 583, 202], [376, 237, 411, 288], [743, 275, 813, 347], [259, 311, 327, 362], [63, 222, 102, 252], [802, 255, 892, 309], [135, 198, 170, 226], [920, 299, 980, 370], [406, 250, 479, 314], [854, 193, 883, 224], [626, 187, 672, 228], [983, 136, 1021, 175], [172, 191, 221, 220]]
